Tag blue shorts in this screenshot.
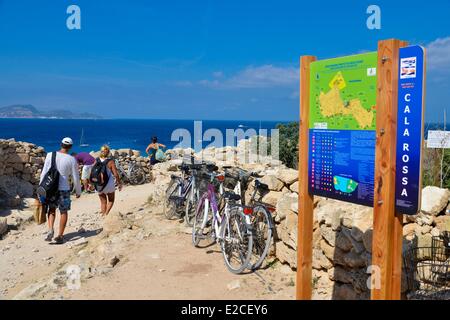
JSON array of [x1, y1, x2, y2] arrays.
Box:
[[48, 191, 71, 212]]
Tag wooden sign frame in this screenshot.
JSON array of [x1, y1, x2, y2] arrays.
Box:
[[297, 39, 409, 300]]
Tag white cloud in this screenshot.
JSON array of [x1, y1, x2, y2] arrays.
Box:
[[426, 37, 450, 71], [200, 64, 298, 89]]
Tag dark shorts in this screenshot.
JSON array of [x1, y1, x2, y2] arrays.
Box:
[[48, 191, 71, 212], [150, 158, 160, 165]]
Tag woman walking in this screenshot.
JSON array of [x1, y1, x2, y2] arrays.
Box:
[[145, 136, 166, 165], [95, 145, 122, 216]]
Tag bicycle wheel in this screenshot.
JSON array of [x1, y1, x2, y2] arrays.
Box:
[[248, 205, 273, 270], [221, 207, 253, 274], [192, 193, 213, 247], [128, 165, 146, 185], [185, 187, 199, 226], [163, 179, 179, 219]]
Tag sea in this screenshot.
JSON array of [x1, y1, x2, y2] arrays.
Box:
[[0, 119, 446, 155], [0, 119, 285, 154]]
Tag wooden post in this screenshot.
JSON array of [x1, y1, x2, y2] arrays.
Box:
[[371, 39, 407, 300], [297, 55, 316, 300]]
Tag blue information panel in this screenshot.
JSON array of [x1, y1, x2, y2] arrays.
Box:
[[308, 129, 376, 206], [395, 45, 426, 215]]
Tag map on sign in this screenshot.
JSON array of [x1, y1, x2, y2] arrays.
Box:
[[308, 52, 377, 207], [310, 54, 377, 130]]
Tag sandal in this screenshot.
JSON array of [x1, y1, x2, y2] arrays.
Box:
[[53, 235, 64, 245]]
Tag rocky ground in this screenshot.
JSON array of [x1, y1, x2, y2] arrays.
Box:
[[0, 183, 296, 300]]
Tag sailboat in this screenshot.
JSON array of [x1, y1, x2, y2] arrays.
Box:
[[79, 128, 89, 148]]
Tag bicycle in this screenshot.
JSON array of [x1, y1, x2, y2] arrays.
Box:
[[164, 163, 194, 220], [114, 159, 146, 185], [223, 167, 275, 270], [192, 169, 254, 274]]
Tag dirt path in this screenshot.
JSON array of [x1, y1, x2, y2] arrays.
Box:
[[0, 183, 295, 300]]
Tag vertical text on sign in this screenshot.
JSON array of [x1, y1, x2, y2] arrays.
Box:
[[395, 46, 426, 215]]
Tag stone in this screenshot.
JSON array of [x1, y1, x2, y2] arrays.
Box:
[[421, 186, 450, 216], [262, 191, 283, 207], [328, 266, 351, 283], [0, 176, 34, 198], [403, 223, 416, 237], [277, 168, 298, 185], [117, 148, 132, 156], [335, 228, 353, 252], [362, 229, 373, 253], [260, 175, 284, 191], [12, 281, 48, 300], [68, 237, 88, 248], [14, 153, 30, 163], [275, 241, 296, 268], [132, 150, 141, 157], [416, 213, 434, 226], [431, 227, 440, 237], [312, 248, 332, 270], [419, 224, 432, 235], [0, 217, 7, 236], [319, 224, 336, 247], [109, 256, 120, 267], [276, 192, 298, 220], [320, 239, 335, 261], [435, 215, 450, 232], [343, 250, 366, 268], [312, 269, 333, 299], [416, 234, 433, 260], [334, 283, 358, 300], [102, 211, 125, 236], [350, 208, 373, 242], [227, 280, 241, 291], [289, 181, 299, 193]]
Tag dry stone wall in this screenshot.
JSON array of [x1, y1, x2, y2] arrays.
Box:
[[0, 139, 45, 208]]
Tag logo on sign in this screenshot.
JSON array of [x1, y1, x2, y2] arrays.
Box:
[[400, 56, 417, 79], [367, 67, 376, 77]]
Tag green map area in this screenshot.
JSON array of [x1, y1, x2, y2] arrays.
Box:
[[309, 52, 377, 130]]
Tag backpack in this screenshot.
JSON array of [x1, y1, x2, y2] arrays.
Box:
[[37, 152, 60, 201], [90, 158, 111, 191], [155, 145, 166, 162]]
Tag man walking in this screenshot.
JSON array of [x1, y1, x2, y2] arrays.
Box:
[[40, 137, 81, 244], [72, 151, 96, 193]]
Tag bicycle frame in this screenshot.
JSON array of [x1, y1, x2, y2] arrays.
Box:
[[200, 182, 232, 240], [174, 174, 193, 199]]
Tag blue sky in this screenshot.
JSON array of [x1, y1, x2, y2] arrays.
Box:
[[0, 0, 449, 121]]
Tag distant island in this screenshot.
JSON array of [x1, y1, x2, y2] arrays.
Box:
[[0, 105, 102, 119]]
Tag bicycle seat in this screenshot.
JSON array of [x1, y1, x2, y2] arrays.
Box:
[[170, 174, 180, 180], [223, 191, 241, 201], [222, 165, 233, 169], [255, 180, 269, 191]]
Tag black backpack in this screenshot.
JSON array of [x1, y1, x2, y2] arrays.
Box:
[[37, 152, 60, 200], [90, 158, 111, 191]]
